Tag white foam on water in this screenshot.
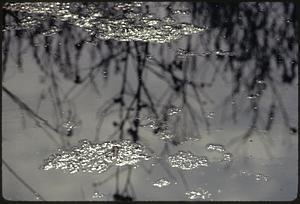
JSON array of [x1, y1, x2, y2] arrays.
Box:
[[41, 139, 151, 174], [167, 151, 209, 170]]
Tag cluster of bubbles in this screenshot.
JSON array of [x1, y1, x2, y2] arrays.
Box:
[[206, 112, 216, 119], [92, 192, 104, 199], [4, 2, 206, 43], [41, 139, 151, 174], [152, 178, 171, 188], [239, 170, 270, 182], [206, 143, 233, 162], [60, 119, 82, 135], [185, 187, 213, 200], [166, 106, 183, 116], [206, 144, 225, 152], [94, 16, 205, 43], [138, 105, 197, 143], [176, 48, 236, 59], [139, 106, 183, 141], [41, 26, 62, 36], [167, 151, 209, 170], [171, 9, 191, 15]]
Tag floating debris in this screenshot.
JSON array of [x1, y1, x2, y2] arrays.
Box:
[[41, 139, 151, 174], [153, 178, 171, 188], [168, 151, 209, 170], [185, 187, 213, 200]]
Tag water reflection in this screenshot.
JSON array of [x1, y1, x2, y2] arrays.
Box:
[[2, 2, 298, 201]]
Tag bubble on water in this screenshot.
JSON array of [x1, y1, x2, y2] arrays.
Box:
[[255, 173, 270, 182], [172, 9, 191, 15], [167, 151, 209, 170], [239, 170, 270, 182], [102, 70, 108, 78], [176, 49, 197, 58], [223, 152, 233, 162], [214, 50, 235, 56], [153, 178, 171, 188], [41, 139, 152, 174], [159, 130, 175, 140], [93, 13, 205, 43], [186, 137, 200, 142], [185, 187, 213, 200], [206, 112, 215, 119], [289, 127, 297, 135], [286, 18, 292, 23], [247, 94, 256, 99], [92, 192, 104, 199], [41, 26, 62, 36], [146, 55, 154, 60], [256, 80, 265, 84], [61, 119, 82, 134], [206, 144, 225, 153], [166, 105, 182, 116], [34, 193, 42, 200], [163, 16, 176, 24], [240, 170, 252, 176]]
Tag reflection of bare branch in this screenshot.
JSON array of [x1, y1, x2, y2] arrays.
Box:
[[267, 76, 291, 129], [62, 49, 126, 102], [2, 86, 61, 145], [2, 159, 46, 201], [227, 100, 260, 148]]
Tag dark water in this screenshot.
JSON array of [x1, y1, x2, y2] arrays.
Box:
[[2, 2, 298, 201]]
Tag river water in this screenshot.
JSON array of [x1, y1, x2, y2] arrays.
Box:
[[2, 2, 298, 201]]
